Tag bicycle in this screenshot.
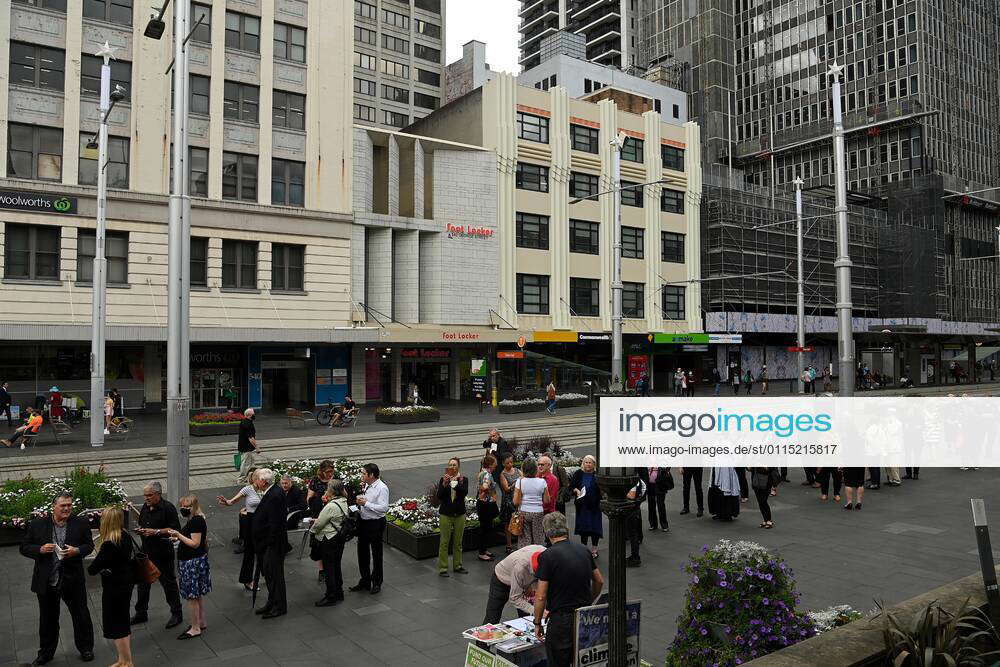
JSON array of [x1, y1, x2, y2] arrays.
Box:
[[315, 403, 334, 426]]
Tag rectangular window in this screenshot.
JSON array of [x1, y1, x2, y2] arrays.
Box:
[[3, 223, 59, 280], [80, 54, 130, 100], [515, 162, 548, 192], [189, 74, 210, 114], [9, 42, 65, 91], [661, 232, 684, 263], [272, 158, 305, 207], [271, 243, 304, 291], [78, 230, 128, 284], [191, 2, 211, 43], [382, 109, 408, 128], [221, 240, 257, 289], [414, 43, 441, 63], [516, 112, 549, 143], [354, 25, 376, 45], [382, 8, 409, 29], [414, 0, 440, 12], [79, 134, 128, 188], [380, 58, 409, 78], [621, 137, 644, 163], [190, 237, 208, 287], [621, 227, 644, 259], [273, 22, 305, 62], [661, 145, 685, 171], [225, 11, 260, 53], [569, 219, 599, 255], [414, 18, 441, 38], [353, 103, 376, 122], [620, 181, 643, 208], [6, 123, 62, 181], [354, 77, 376, 96], [413, 92, 439, 110], [570, 124, 599, 153], [382, 84, 409, 103], [570, 278, 600, 317], [516, 213, 549, 249], [272, 90, 305, 130], [622, 282, 644, 318], [382, 33, 409, 54], [661, 189, 684, 214], [354, 0, 376, 19], [355, 51, 377, 70], [222, 152, 258, 202], [83, 0, 132, 25], [672, 104, 680, 119], [416, 68, 440, 86], [224, 81, 259, 122], [188, 147, 208, 197], [13, 0, 66, 9], [661, 285, 685, 320], [569, 172, 599, 199], [516, 274, 549, 314]]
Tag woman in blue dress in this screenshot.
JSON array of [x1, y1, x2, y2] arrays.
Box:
[[570, 455, 603, 559]]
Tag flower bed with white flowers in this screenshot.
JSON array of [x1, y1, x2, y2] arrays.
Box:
[[498, 392, 590, 413], [374, 405, 441, 424], [268, 457, 365, 494], [385, 495, 504, 559]]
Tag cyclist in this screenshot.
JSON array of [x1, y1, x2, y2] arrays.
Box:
[[330, 395, 357, 428]]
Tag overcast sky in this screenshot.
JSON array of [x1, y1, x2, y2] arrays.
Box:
[[446, 0, 521, 74]]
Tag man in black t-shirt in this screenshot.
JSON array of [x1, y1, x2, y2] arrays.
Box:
[[533, 512, 604, 667], [237, 408, 260, 483]]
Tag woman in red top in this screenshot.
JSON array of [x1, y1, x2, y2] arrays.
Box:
[[48, 386, 65, 421]]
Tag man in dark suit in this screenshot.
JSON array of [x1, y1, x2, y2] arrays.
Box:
[[253, 468, 289, 618], [132, 480, 183, 628], [638, 467, 671, 531], [482, 428, 512, 485], [20, 492, 95, 665]]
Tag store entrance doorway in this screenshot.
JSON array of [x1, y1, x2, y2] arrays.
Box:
[[262, 359, 309, 410]]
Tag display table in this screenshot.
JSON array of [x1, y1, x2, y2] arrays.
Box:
[[463, 617, 546, 667]]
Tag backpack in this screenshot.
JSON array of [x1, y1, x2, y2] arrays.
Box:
[[336, 505, 360, 542]]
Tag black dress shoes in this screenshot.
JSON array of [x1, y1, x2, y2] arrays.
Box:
[[262, 609, 287, 619], [254, 606, 273, 616], [130, 613, 148, 625], [32, 655, 54, 666], [80, 651, 95, 662], [370, 585, 381, 594], [348, 583, 370, 592], [166, 613, 183, 629]]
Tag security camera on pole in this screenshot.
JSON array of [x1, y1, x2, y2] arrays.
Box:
[[829, 62, 855, 396]]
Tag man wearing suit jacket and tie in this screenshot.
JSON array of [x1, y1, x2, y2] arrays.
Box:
[[20, 492, 95, 665], [252, 468, 289, 619]]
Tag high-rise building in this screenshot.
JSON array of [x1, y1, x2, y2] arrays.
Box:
[[351, 0, 446, 130], [519, 0, 640, 72]]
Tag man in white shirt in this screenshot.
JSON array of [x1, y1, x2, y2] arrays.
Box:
[[350, 463, 389, 595]]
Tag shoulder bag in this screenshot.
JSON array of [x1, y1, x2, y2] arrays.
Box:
[[127, 532, 160, 584]]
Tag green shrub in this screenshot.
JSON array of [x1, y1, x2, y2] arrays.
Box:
[[0, 467, 128, 528]]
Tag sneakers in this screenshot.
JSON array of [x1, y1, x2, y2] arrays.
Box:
[[625, 555, 641, 567], [103, 429, 110, 435]]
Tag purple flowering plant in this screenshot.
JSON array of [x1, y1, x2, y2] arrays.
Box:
[[666, 539, 816, 666]]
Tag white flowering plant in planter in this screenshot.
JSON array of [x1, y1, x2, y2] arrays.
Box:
[[0, 466, 129, 529], [387, 496, 481, 535], [268, 457, 365, 494], [375, 405, 440, 416], [807, 605, 864, 635]]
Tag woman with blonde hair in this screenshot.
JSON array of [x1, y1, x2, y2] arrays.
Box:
[[168, 495, 211, 639], [87, 506, 135, 666]]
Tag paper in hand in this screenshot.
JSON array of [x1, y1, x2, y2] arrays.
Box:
[[577, 486, 586, 499]]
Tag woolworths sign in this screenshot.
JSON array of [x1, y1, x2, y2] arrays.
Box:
[[0, 190, 78, 215]]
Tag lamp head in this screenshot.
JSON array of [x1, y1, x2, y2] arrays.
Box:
[[144, 15, 166, 40], [110, 85, 127, 103], [85, 137, 99, 150]]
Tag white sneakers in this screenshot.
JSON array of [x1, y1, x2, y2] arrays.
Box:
[[104, 429, 110, 435]]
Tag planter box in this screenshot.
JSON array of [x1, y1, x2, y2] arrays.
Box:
[[0, 525, 25, 547], [375, 411, 441, 424], [385, 520, 506, 560], [189, 423, 241, 437], [498, 397, 590, 414]]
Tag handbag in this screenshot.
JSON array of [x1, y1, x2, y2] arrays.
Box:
[[127, 533, 160, 584], [507, 512, 524, 537], [751, 470, 771, 492], [662, 469, 675, 491], [233, 453, 242, 471]]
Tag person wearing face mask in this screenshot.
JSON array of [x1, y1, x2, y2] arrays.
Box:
[[167, 495, 211, 639], [436, 457, 469, 576], [236, 408, 261, 484]]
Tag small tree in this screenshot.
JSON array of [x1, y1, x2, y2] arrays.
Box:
[[666, 539, 816, 666]]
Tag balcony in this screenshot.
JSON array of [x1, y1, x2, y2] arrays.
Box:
[[520, 8, 559, 33], [519, 0, 546, 17], [571, 0, 615, 22], [574, 11, 620, 38], [519, 23, 558, 48]]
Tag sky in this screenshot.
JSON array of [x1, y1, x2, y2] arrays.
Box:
[[446, 0, 522, 74]]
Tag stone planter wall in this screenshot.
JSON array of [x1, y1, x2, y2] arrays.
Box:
[[0, 525, 25, 547], [374, 411, 441, 424], [384, 520, 506, 560], [498, 397, 589, 414], [189, 423, 241, 437]]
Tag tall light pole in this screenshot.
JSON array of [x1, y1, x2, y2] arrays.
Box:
[[794, 178, 806, 394], [830, 63, 855, 396], [610, 133, 625, 392]]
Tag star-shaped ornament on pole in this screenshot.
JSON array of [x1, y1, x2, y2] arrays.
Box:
[[828, 61, 844, 79], [95, 41, 117, 65]]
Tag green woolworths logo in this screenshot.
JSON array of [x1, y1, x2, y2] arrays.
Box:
[[53, 197, 72, 212]]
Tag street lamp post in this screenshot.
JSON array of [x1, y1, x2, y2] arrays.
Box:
[[610, 134, 625, 392], [829, 63, 855, 396], [794, 178, 806, 394]]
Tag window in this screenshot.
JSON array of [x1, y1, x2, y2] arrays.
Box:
[[13, 0, 66, 9], [516, 274, 549, 314], [416, 68, 440, 86], [661, 232, 684, 263], [413, 92, 439, 110], [189, 74, 210, 114], [225, 11, 260, 53], [354, 25, 376, 45], [414, 43, 440, 63], [3, 224, 59, 280], [222, 152, 257, 202], [382, 84, 409, 103], [517, 112, 549, 143], [569, 220, 599, 255], [569, 172, 599, 199], [188, 147, 208, 197], [515, 163, 548, 192], [382, 110, 408, 128], [570, 278, 600, 317], [382, 8, 409, 29], [414, 19, 441, 38], [79, 134, 129, 188], [353, 103, 376, 122], [224, 81, 259, 122], [355, 0, 376, 19], [621, 227, 644, 259], [672, 104, 680, 119], [516, 213, 549, 249], [7, 123, 62, 181], [190, 237, 208, 287], [354, 77, 376, 96], [190, 3, 211, 43], [272, 90, 305, 130], [83, 0, 132, 25], [382, 33, 409, 54], [570, 124, 599, 153], [414, 0, 440, 12], [661, 286, 685, 319], [78, 230, 128, 284], [661, 145, 685, 171], [272, 158, 305, 207], [222, 240, 257, 289], [620, 181, 643, 208], [622, 282, 644, 318], [621, 137, 644, 163], [274, 22, 305, 62], [271, 243, 304, 291], [661, 189, 684, 214], [380, 58, 409, 78], [81, 54, 130, 100], [355, 51, 377, 71], [9, 42, 64, 91]]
